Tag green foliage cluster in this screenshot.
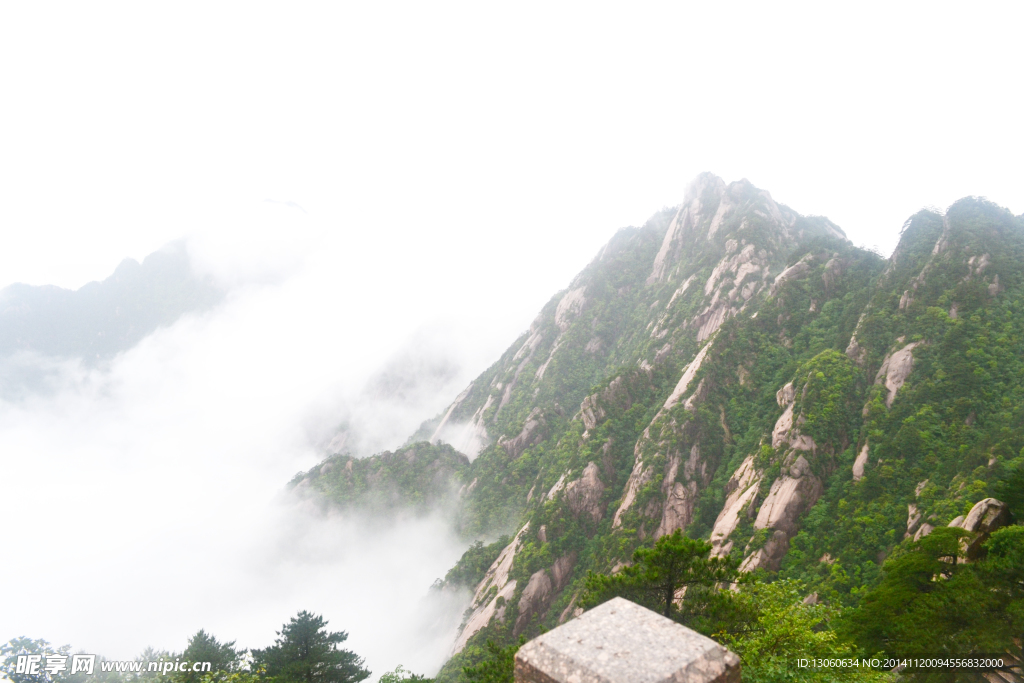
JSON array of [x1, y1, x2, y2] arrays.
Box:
[[178, 632, 240, 683], [579, 531, 739, 630], [438, 537, 510, 591], [294, 443, 470, 519], [1, 613, 398, 683], [723, 581, 893, 683], [489, 532, 891, 683], [794, 350, 861, 452], [252, 611, 369, 683], [376, 666, 430, 683], [459, 639, 522, 683], [843, 526, 1024, 681], [780, 199, 1024, 602]]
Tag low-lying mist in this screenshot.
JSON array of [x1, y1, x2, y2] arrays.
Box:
[[0, 201, 540, 675]]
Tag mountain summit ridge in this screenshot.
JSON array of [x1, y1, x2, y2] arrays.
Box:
[[410, 174, 851, 464]]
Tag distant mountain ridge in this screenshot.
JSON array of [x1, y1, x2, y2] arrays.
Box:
[[294, 174, 1024, 678], [0, 241, 222, 361]]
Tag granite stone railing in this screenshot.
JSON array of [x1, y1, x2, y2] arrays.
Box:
[[514, 597, 741, 683]]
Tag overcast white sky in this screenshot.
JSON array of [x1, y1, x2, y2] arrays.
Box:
[[1, 1, 1023, 676], [2, 2, 1022, 293]]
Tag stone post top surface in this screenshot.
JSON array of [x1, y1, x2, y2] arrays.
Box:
[[514, 597, 740, 683]]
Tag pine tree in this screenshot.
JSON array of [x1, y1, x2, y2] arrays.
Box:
[[252, 612, 369, 683], [176, 629, 240, 683]]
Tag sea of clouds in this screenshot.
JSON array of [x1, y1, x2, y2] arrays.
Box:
[[0, 200, 553, 675]]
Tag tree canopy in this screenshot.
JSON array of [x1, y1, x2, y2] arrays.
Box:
[[251, 612, 369, 683], [843, 526, 1024, 681], [175, 630, 240, 683], [579, 530, 740, 630]]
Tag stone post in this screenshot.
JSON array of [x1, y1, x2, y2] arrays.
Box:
[[514, 597, 741, 683]]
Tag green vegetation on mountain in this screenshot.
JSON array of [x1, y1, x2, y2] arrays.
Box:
[[293, 175, 1024, 680], [296, 442, 470, 518], [460, 639, 521, 683], [578, 531, 739, 625], [437, 537, 510, 592], [723, 580, 892, 683], [843, 525, 1024, 679], [0, 241, 222, 362]]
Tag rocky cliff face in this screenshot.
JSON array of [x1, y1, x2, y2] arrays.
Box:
[[296, 176, 1024, 677]]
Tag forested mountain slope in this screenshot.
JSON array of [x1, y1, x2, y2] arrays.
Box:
[[0, 241, 222, 360], [294, 174, 1024, 677]]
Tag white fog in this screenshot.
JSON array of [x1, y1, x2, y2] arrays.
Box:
[[0, 202, 503, 673]]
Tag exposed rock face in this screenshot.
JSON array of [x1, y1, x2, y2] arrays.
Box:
[[852, 441, 870, 481], [428, 385, 483, 454], [843, 317, 868, 368], [740, 454, 822, 572], [613, 446, 653, 530], [655, 477, 698, 539], [452, 524, 530, 654], [581, 395, 602, 432], [686, 241, 770, 341], [564, 462, 606, 523], [960, 497, 1010, 534], [499, 407, 547, 459], [532, 286, 589, 382], [769, 254, 814, 297], [580, 374, 635, 435], [906, 503, 922, 538], [771, 383, 795, 449], [529, 289, 583, 380], [875, 341, 922, 408], [966, 252, 991, 278], [504, 324, 545, 405], [693, 304, 734, 343], [514, 570, 552, 636], [554, 287, 587, 332], [710, 455, 761, 557], [950, 498, 1011, 559], [514, 552, 577, 636], [776, 381, 796, 406], [546, 473, 567, 501], [754, 456, 820, 535], [649, 440, 713, 539], [739, 530, 790, 573], [556, 594, 580, 625], [647, 174, 729, 285], [663, 343, 712, 409], [430, 392, 493, 459], [613, 343, 712, 529], [769, 381, 816, 453], [821, 256, 845, 292], [988, 273, 1002, 296]]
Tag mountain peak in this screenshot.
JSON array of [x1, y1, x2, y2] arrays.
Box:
[[647, 175, 845, 287]]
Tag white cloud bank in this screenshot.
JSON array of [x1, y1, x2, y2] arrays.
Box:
[[0, 201, 513, 675]]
